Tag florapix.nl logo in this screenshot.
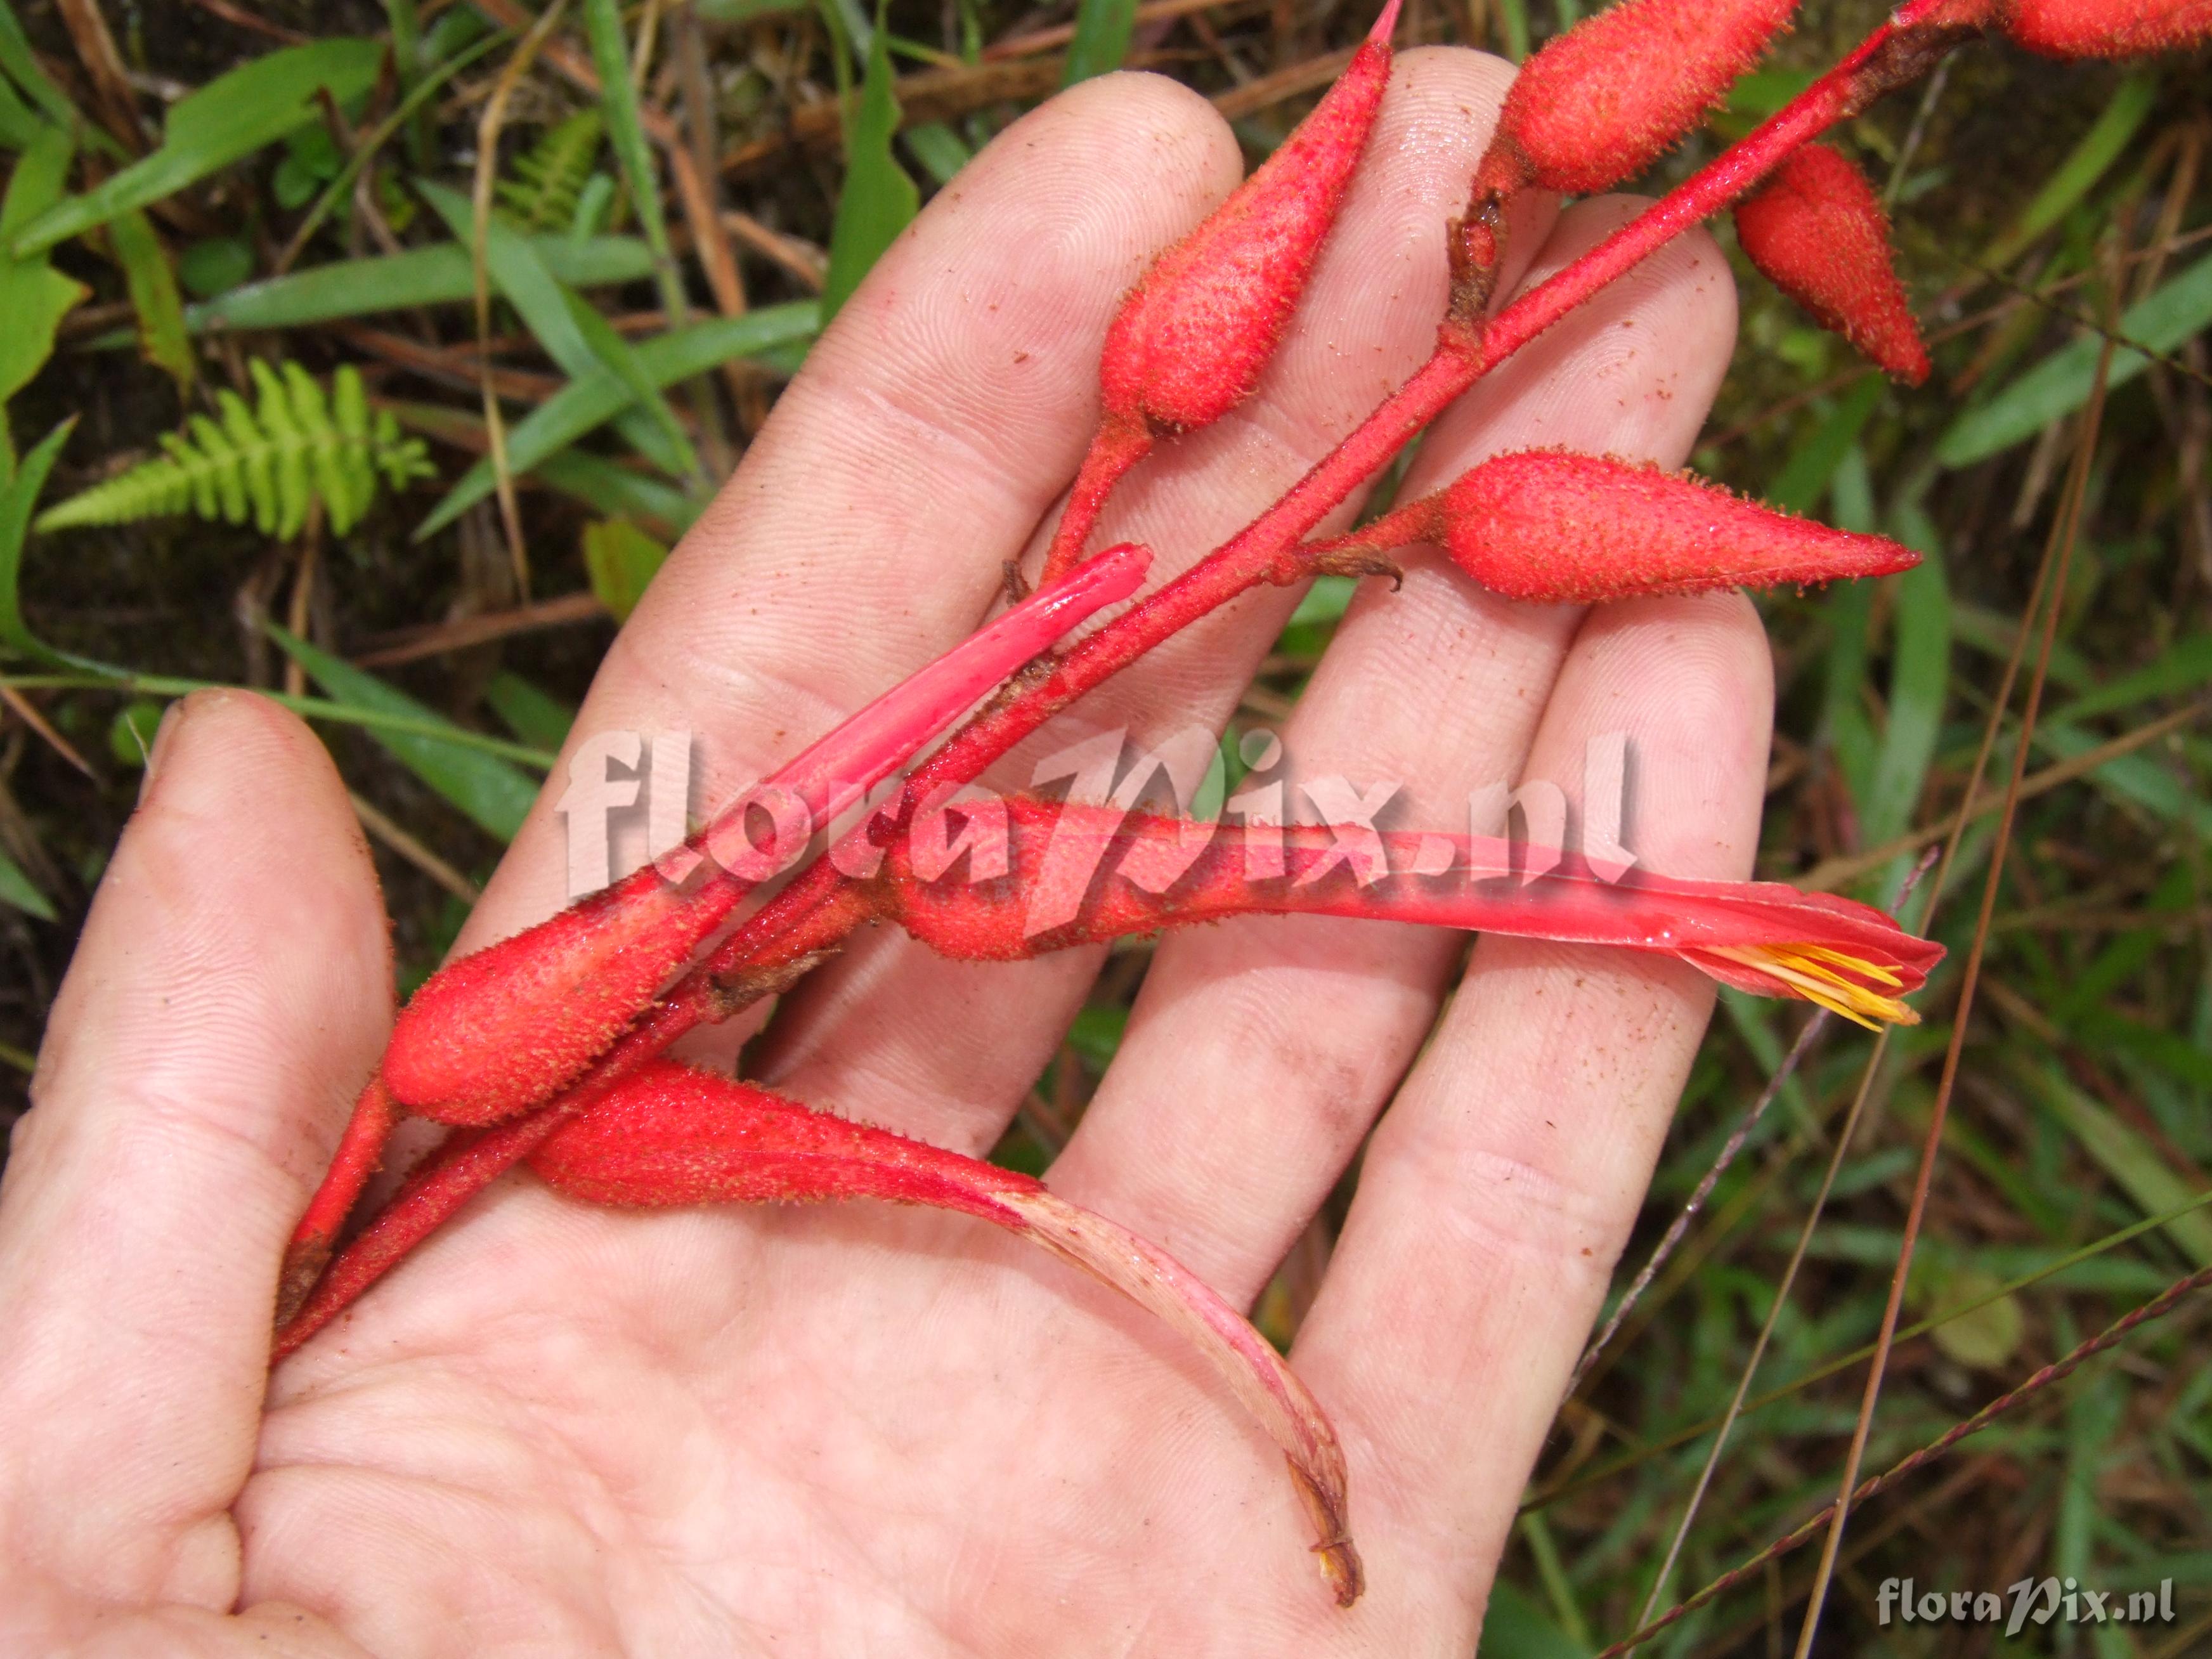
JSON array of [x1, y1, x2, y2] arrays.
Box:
[[553, 722, 1645, 932]]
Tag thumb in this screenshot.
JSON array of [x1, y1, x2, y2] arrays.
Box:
[[0, 691, 390, 1606]]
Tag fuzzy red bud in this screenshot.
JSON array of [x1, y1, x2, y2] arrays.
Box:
[[1493, 0, 1799, 195], [1436, 450, 1918, 603], [1096, 0, 1399, 436], [2000, 0, 2212, 56], [1734, 145, 1930, 384]]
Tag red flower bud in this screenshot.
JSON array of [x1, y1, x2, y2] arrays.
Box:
[[1096, 0, 1400, 436], [2000, 0, 2212, 57], [1734, 145, 1930, 384], [1042, 1, 1400, 581], [1495, 0, 1800, 195], [1436, 450, 1916, 603]]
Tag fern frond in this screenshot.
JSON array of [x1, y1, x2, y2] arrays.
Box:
[[35, 361, 436, 538], [496, 110, 606, 234]]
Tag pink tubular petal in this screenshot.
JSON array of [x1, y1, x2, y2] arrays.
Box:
[[379, 545, 1150, 1129], [524, 1061, 1363, 1604], [880, 797, 1941, 1027], [1734, 146, 1929, 384]]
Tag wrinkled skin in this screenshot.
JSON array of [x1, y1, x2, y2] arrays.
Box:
[[0, 51, 1766, 1658]]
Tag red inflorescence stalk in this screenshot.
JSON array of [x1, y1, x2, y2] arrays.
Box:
[[283, 0, 1982, 1368], [1735, 145, 1930, 384], [277, 547, 1148, 1319], [1041, 0, 1403, 582], [1325, 449, 1920, 603], [521, 1058, 1363, 1603]]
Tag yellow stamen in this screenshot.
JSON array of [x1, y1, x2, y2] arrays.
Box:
[[1707, 943, 1918, 1030]]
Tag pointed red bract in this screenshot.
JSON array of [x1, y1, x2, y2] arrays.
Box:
[[1433, 450, 1917, 604], [527, 1060, 1363, 1604], [2000, 0, 2212, 56], [1042, 2, 1400, 580], [1494, 0, 1799, 195], [1735, 145, 1929, 383], [1096, 0, 1398, 438]]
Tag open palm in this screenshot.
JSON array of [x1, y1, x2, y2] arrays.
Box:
[[1, 49, 1767, 1657]]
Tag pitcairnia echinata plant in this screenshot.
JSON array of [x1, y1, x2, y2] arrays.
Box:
[[266, 0, 2212, 1606]]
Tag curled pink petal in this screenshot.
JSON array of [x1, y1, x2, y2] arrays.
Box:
[[526, 1060, 1363, 1604]]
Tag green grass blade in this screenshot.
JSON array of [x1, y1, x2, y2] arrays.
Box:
[[537, 446, 703, 531], [823, 20, 918, 319], [0, 1, 88, 133], [485, 669, 575, 750], [0, 125, 88, 414], [1476, 1578, 1590, 1658], [1060, 0, 1136, 86], [10, 39, 386, 257], [0, 421, 79, 667], [415, 301, 820, 538], [185, 235, 656, 332], [2026, 1062, 2212, 1267], [581, 0, 686, 325], [562, 287, 699, 478], [1938, 251, 2212, 467], [268, 623, 538, 842], [2053, 632, 2212, 725], [1861, 504, 1951, 847], [0, 69, 44, 150], [580, 517, 667, 620], [901, 121, 969, 186], [1493, 0, 1530, 60], [107, 208, 195, 396], [1766, 374, 1882, 514], [0, 840, 53, 920], [417, 179, 694, 477], [1979, 73, 2157, 272]]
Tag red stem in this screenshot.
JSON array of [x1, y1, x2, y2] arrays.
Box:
[[1039, 417, 1154, 587]]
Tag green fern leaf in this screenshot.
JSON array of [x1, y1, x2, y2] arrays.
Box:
[[495, 110, 606, 235], [34, 360, 434, 538]]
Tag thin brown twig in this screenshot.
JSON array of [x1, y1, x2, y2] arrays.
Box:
[[1597, 1259, 2212, 1656], [349, 793, 482, 903], [1571, 1012, 1830, 1400], [1634, 1024, 1889, 1630], [1798, 699, 2205, 892], [182, 0, 310, 46], [1789, 290, 2124, 1659], [469, 2, 575, 597], [720, 211, 827, 292], [353, 591, 608, 668], [1623, 852, 1934, 1626], [0, 686, 93, 779]]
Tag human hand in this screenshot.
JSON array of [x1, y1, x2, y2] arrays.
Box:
[[0, 48, 1760, 1656]]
